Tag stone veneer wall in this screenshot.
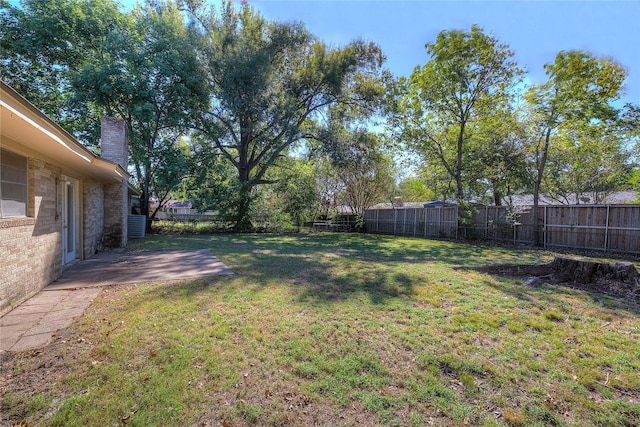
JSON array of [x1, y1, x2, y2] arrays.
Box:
[[83, 178, 104, 258], [0, 159, 62, 316]]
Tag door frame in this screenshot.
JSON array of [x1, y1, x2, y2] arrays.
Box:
[[61, 176, 79, 265]]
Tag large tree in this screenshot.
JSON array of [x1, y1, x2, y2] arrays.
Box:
[[396, 25, 522, 205], [326, 129, 395, 219], [471, 104, 529, 205], [191, 1, 387, 230], [524, 50, 627, 243], [73, 0, 209, 218], [2, 0, 208, 219], [0, 0, 127, 145], [542, 121, 630, 204]]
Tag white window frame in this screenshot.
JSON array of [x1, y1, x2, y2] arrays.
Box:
[[0, 148, 28, 218]]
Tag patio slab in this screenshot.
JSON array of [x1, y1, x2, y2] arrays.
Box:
[[46, 249, 233, 290], [1, 249, 233, 352], [0, 288, 101, 352]]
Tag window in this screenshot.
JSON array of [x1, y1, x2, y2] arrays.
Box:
[[1, 148, 28, 218]]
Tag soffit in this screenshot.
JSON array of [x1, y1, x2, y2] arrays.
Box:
[[0, 81, 129, 183]]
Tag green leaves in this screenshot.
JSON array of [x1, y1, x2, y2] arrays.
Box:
[[193, 1, 388, 230], [531, 50, 626, 124], [0, 0, 128, 147], [524, 49, 629, 242], [396, 26, 522, 203], [77, 1, 208, 215]]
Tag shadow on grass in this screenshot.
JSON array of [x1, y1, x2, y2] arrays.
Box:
[[296, 267, 415, 305], [473, 272, 640, 317], [127, 232, 640, 311], [126, 234, 424, 305], [135, 232, 550, 267]]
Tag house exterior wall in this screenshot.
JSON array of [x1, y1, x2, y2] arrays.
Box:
[[1, 84, 133, 317], [0, 158, 63, 315], [103, 181, 128, 248], [83, 178, 104, 258], [100, 117, 128, 248], [0, 158, 116, 316]]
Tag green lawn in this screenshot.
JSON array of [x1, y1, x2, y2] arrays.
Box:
[[3, 233, 639, 426]]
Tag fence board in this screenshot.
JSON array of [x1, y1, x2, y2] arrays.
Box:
[[365, 204, 640, 255]]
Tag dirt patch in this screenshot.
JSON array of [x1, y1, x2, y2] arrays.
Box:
[[0, 326, 89, 426], [465, 257, 640, 303]]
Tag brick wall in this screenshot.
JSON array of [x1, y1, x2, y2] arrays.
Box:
[[1, 117, 130, 315], [100, 117, 128, 248], [100, 117, 128, 169], [83, 178, 104, 258], [0, 159, 62, 316], [103, 181, 128, 248]]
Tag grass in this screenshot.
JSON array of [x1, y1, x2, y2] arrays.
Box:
[[2, 232, 639, 426]]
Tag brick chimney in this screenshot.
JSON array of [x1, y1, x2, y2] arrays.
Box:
[[101, 117, 129, 248], [100, 117, 128, 169]]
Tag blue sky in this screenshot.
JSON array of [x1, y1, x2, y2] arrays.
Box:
[[247, 0, 640, 105], [8, 0, 638, 104]]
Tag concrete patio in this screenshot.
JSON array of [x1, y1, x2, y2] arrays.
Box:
[[0, 249, 233, 352]]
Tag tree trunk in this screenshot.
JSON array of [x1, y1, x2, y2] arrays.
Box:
[[532, 126, 552, 246], [456, 121, 466, 237], [142, 173, 152, 231], [532, 180, 541, 245], [492, 180, 502, 206], [455, 124, 465, 203], [233, 182, 254, 232]]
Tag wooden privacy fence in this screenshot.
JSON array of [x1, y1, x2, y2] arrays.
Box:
[[364, 204, 640, 255]]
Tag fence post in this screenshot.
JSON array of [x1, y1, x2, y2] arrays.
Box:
[[543, 205, 547, 248], [485, 206, 489, 239], [424, 208, 428, 237], [455, 205, 459, 240], [604, 204, 610, 252], [570, 206, 574, 247], [393, 208, 397, 235]]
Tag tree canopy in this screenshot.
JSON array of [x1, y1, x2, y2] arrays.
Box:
[[189, 1, 388, 230], [396, 25, 523, 204], [2, 0, 638, 234], [524, 50, 627, 243]]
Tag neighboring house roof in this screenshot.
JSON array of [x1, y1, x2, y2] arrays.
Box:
[[0, 80, 130, 183], [422, 200, 456, 208], [503, 191, 638, 206], [335, 205, 357, 215], [369, 192, 639, 210], [372, 201, 445, 209], [166, 200, 192, 209]]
